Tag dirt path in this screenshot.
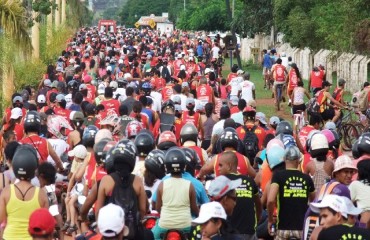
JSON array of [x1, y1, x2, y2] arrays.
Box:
[[255, 97, 292, 120]]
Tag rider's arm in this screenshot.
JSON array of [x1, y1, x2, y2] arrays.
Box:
[[155, 182, 163, 214], [189, 184, 199, 216], [304, 89, 311, 99], [267, 183, 279, 222], [80, 182, 98, 221], [253, 193, 262, 223], [325, 92, 346, 108], [48, 142, 64, 170], [0, 186, 8, 223], [135, 176, 147, 219], [198, 156, 215, 179], [38, 188, 49, 208]]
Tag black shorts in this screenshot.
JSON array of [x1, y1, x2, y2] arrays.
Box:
[[321, 108, 335, 121], [292, 104, 306, 114]]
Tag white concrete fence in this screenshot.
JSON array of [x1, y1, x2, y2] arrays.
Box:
[[240, 35, 370, 93]]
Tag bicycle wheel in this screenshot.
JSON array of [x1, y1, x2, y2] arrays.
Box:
[[341, 124, 359, 151]]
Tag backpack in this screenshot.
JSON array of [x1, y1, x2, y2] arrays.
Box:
[[307, 97, 320, 115], [109, 172, 141, 240], [303, 181, 339, 240], [242, 126, 259, 162], [358, 88, 370, 112]]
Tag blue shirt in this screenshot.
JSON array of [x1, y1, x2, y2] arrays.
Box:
[[197, 45, 203, 57], [152, 172, 209, 205], [263, 53, 272, 68]]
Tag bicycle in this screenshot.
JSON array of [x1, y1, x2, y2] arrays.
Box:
[[293, 110, 305, 134], [336, 108, 362, 151]]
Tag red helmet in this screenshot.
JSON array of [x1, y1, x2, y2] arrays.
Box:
[[157, 131, 177, 150], [125, 120, 144, 139]]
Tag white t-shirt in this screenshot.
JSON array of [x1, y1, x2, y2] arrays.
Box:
[[212, 119, 226, 137], [231, 112, 244, 125], [212, 46, 220, 59], [47, 138, 69, 165], [114, 88, 127, 102], [349, 180, 370, 211], [229, 76, 243, 96], [150, 91, 162, 112], [239, 80, 255, 102]]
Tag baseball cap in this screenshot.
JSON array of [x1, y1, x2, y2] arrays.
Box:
[[182, 82, 189, 88], [51, 80, 59, 88], [230, 96, 239, 105], [269, 116, 280, 125], [37, 95, 46, 104], [208, 175, 242, 200], [68, 144, 87, 159], [256, 112, 267, 125], [44, 79, 52, 87], [342, 197, 362, 216], [56, 94, 65, 102], [70, 111, 84, 121], [173, 95, 181, 104], [79, 83, 87, 91], [186, 98, 195, 106], [192, 202, 227, 225], [333, 155, 357, 175], [310, 194, 348, 218], [177, 53, 182, 58], [12, 96, 23, 103], [237, 69, 245, 75], [69, 58, 75, 64], [28, 208, 56, 236], [110, 81, 118, 89], [247, 99, 256, 108], [310, 133, 329, 150], [322, 81, 332, 87], [324, 121, 336, 130], [10, 107, 23, 119], [98, 203, 128, 237], [204, 68, 213, 74], [98, 84, 105, 94]]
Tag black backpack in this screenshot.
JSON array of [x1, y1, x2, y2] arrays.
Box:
[[109, 172, 141, 240], [242, 126, 259, 163], [159, 113, 175, 133]]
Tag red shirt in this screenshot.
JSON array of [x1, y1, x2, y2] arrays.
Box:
[[85, 153, 97, 189], [129, 112, 150, 130], [310, 70, 324, 88], [151, 77, 166, 91], [54, 107, 71, 121], [196, 84, 213, 106], [288, 69, 299, 90], [20, 135, 49, 163], [101, 99, 120, 115], [86, 84, 96, 102], [227, 72, 238, 84], [236, 123, 266, 150], [230, 106, 239, 115], [161, 85, 174, 102], [181, 111, 200, 128], [3, 123, 24, 141]]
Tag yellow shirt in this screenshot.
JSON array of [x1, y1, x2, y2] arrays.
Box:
[[3, 185, 41, 240]]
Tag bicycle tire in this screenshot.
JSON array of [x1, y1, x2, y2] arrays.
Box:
[[342, 124, 359, 151]]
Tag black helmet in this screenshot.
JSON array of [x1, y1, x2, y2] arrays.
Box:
[[102, 141, 117, 173], [357, 132, 370, 155], [164, 147, 186, 174], [219, 130, 239, 151], [24, 111, 41, 134], [111, 140, 137, 173], [93, 138, 110, 165], [134, 131, 155, 157], [161, 99, 175, 112], [276, 121, 293, 136], [183, 148, 201, 176], [145, 149, 166, 179], [82, 125, 99, 148], [12, 144, 38, 180], [67, 80, 79, 90], [180, 123, 198, 145], [352, 140, 361, 159]]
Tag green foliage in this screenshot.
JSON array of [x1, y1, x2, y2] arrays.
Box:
[[274, 0, 370, 53], [177, 0, 228, 31], [66, 0, 93, 28], [14, 59, 46, 89], [354, 18, 370, 55]]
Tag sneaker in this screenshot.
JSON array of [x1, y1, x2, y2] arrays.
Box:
[[282, 96, 286, 102]]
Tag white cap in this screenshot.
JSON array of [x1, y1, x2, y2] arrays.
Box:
[[180, 64, 186, 71], [68, 144, 87, 159], [256, 112, 267, 125], [230, 96, 239, 105], [310, 194, 348, 218], [177, 53, 182, 58], [98, 84, 105, 94], [37, 95, 46, 104], [69, 58, 75, 64], [95, 129, 113, 143], [310, 133, 329, 150], [10, 107, 23, 119], [110, 81, 118, 89], [269, 116, 280, 125], [118, 59, 124, 64], [342, 197, 362, 216], [205, 68, 213, 74], [192, 202, 227, 225], [324, 121, 336, 130], [107, 66, 112, 72], [237, 69, 245, 75], [98, 203, 128, 237]]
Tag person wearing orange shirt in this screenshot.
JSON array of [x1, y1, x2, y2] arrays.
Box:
[[196, 77, 215, 108], [236, 106, 266, 151]]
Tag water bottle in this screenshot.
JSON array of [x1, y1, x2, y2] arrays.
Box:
[[271, 223, 276, 235]]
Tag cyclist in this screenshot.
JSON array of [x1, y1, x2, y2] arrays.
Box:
[[271, 58, 288, 109], [317, 81, 347, 122], [331, 78, 346, 122]]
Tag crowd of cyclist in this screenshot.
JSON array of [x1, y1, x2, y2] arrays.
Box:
[[0, 26, 369, 240]]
